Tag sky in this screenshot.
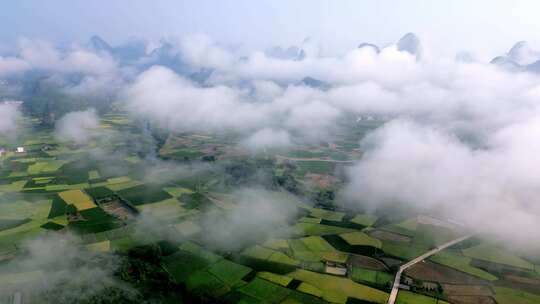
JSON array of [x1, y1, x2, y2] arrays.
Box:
[[2, 0, 540, 58]]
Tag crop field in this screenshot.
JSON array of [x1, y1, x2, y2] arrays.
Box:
[[396, 290, 449, 304], [340, 231, 382, 248], [494, 287, 540, 304], [116, 184, 173, 206], [351, 267, 393, 287], [1, 115, 539, 304], [462, 244, 534, 270], [288, 269, 389, 304], [295, 161, 336, 175], [430, 251, 498, 281], [58, 190, 96, 211]]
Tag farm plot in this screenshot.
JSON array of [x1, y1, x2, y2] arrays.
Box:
[[292, 222, 355, 236], [241, 245, 300, 272], [340, 231, 382, 248], [294, 161, 336, 175], [405, 260, 490, 285], [309, 208, 345, 221], [462, 244, 534, 271], [47, 195, 68, 218], [69, 207, 121, 233], [494, 287, 540, 304], [350, 267, 393, 288], [350, 213, 378, 227], [430, 251, 498, 281], [288, 269, 389, 304], [116, 184, 172, 206], [396, 290, 449, 304], [238, 277, 291, 303], [58, 190, 96, 211]]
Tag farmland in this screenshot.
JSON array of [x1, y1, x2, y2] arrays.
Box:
[[0, 113, 538, 304]]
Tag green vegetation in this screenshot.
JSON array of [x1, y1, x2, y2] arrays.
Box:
[[351, 267, 393, 287], [117, 184, 172, 206], [288, 269, 389, 304], [462, 243, 534, 270], [350, 213, 378, 227], [494, 287, 540, 304], [340, 232, 382, 248], [396, 290, 447, 304], [430, 251, 498, 281]]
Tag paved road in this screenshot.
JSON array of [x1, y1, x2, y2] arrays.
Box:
[[387, 234, 473, 304]]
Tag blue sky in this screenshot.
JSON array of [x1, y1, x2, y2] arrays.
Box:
[[1, 0, 540, 57]]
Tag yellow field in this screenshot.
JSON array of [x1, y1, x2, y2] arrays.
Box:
[[59, 190, 96, 211]]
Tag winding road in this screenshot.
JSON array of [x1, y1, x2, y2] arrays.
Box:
[[387, 234, 473, 304]]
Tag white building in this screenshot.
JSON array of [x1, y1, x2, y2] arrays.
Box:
[[16, 147, 24, 153]]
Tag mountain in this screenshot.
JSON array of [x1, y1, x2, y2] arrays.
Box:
[[358, 43, 380, 53], [299, 76, 330, 90], [113, 38, 147, 63], [491, 41, 540, 73], [265, 46, 306, 61], [87, 35, 147, 63], [356, 33, 421, 59], [397, 33, 421, 59], [88, 35, 114, 54], [507, 41, 539, 66]]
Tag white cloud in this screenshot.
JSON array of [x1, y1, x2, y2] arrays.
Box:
[[0, 102, 22, 136], [55, 109, 100, 144], [241, 128, 291, 151]]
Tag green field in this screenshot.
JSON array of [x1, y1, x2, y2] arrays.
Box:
[[462, 244, 534, 270]]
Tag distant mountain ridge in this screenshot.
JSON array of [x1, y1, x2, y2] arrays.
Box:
[[357, 32, 422, 60], [491, 41, 540, 73]]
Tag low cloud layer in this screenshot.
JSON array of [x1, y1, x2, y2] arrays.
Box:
[[121, 34, 540, 247], [0, 233, 136, 303], [342, 120, 540, 247], [55, 108, 100, 144], [0, 102, 22, 137]]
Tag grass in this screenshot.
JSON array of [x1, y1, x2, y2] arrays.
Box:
[[86, 240, 111, 252], [294, 161, 335, 175], [301, 236, 336, 252], [40, 221, 65, 230], [310, 208, 345, 221], [117, 184, 172, 206], [47, 195, 67, 218], [186, 270, 230, 297], [381, 218, 418, 237], [430, 251, 498, 281], [382, 241, 425, 260], [85, 186, 115, 199], [88, 170, 100, 180], [350, 213, 378, 227], [396, 290, 446, 304], [238, 277, 291, 303], [58, 190, 96, 211], [69, 207, 120, 234], [340, 232, 382, 248], [162, 250, 216, 284], [164, 186, 193, 197], [293, 222, 355, 236], [207, 259, 252, 286], [462, 244, 534, 270], [0, 218, 31, 232], [297, 282, 323, 298], [350, 267, 393, 287], [288, 269, 389, 304], [257, 272, 292, 286], [494, 287, 540, 304], [0, 270, 45, 285]]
